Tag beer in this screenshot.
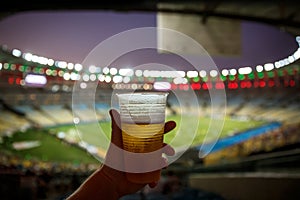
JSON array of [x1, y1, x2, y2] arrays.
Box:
[[117, 92, 168, 184], [121, 122, 164, 183], [122, 122, 164, 153]]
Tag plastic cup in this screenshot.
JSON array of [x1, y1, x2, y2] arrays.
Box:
[[117, 92, 168, 183]]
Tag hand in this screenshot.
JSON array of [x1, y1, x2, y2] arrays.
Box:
[[67, 109, 176, 200], [101, 109, 176, 197]]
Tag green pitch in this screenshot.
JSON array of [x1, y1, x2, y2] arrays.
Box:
[[0, 115, 265, 164]]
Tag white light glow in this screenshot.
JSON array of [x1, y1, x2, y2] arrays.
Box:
[[221, 69, 229, 76], [238, 67, 252, 74], [187, 71, 198, 78], [229, 69, 237, 75], [199, 70, 207, 77], [47, 59, 54, 66], [25, 74, 47, 85], [113, 75, 123, 83], [288, 55, 295, 63], [119, 68, 133, 76], [98, 74, 105, 82], [70, 72, 80, 80], [83, 74, 90, 82], [63, 72, 71, 80], [294, 48, 300, 60], [57, 61, 67, 69], [67, 63, 74, 70], [90, 74, 97, 81], [105, 76, 111, 83], [123, 76, 130, 83], [153, 82, 171, 91], [73, 117, 80, 124], [264, 63, 274, 71], [135, 70, 143, 77], [256, 65, 263, 72], [210, 70, 218, 77], [12, 49, 22, 57], [103, 67, 110, 74], [110, 67, 118, 75], [23, 53, 32, 62], [177, 71, 186, 77], [74, 63, 83, 71]]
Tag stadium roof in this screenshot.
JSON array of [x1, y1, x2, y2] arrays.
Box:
[[0, 0, 300, 36]]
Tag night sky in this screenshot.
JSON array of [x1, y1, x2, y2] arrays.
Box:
[[0, 10, 298, 70]]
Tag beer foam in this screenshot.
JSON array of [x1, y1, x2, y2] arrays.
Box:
[[118, 92, 168, 124]]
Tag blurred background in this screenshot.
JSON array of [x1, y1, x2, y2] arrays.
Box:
[[0, 1, 300, 199]]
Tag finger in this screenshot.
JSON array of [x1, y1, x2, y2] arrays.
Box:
[[109, 109, 123, 148], [164, 121, 176, 134], [162, 143, 175, 156]]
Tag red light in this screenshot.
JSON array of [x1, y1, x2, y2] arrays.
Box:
[[8, 77, 14, 85], [240, 81, 247, 88], [179, 84, 189, 90], [202, 83, 212, 90], [228, 82, 238, 89], [215, 82, 225, 89], [171, 84, 177, 90], [191, 83, 201, 90], [16, 77, 21, 85], [268, 80, 275, 87], [247, 81, 252, 88], [290, 80, 295, 87], [259, 80, 266, 87]]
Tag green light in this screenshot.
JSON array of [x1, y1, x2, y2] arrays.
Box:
[[33, 67, 39, 73], [202, 77, 208, 82], [193, 76, 200, 82], [278, 70, 284, 77], [267, 71, 274, 78], [238, 74, 245, 80], [229, 75, 235, 81], [258, 72, 264, 79], [220, 75, 227, 81], [157, 77, 163, 81], [19, 65, 25, 72], [248, 72, 255, 80]]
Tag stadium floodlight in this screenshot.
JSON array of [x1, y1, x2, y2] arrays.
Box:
[[119, 68, 133, 76], [23, 53, 32, 62], [24, 74, 47, 87], [221, 69, 229, 76], [153, 81, 171, 91], [74, 63, 83, 71], [294, 48, 300, 60], [187, 70, 198, 78], [12, 49, 22, 57], [199, 70, 207, 77], [238, 67, 252, 74], [256, 65, 264, 72], [135, 69, 143, 77], [264, 63, 274, 71], [67, 63, 74, 70], [229, 68, 237, 75], [210, 70, 218, 77]]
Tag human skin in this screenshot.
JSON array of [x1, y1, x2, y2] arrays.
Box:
[[67, 109, 176, 200]]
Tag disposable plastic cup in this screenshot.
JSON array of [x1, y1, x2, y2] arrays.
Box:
[[117, 92, 168, 184]]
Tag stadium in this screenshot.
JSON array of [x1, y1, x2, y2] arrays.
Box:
[[0, 1, 300, 200]]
